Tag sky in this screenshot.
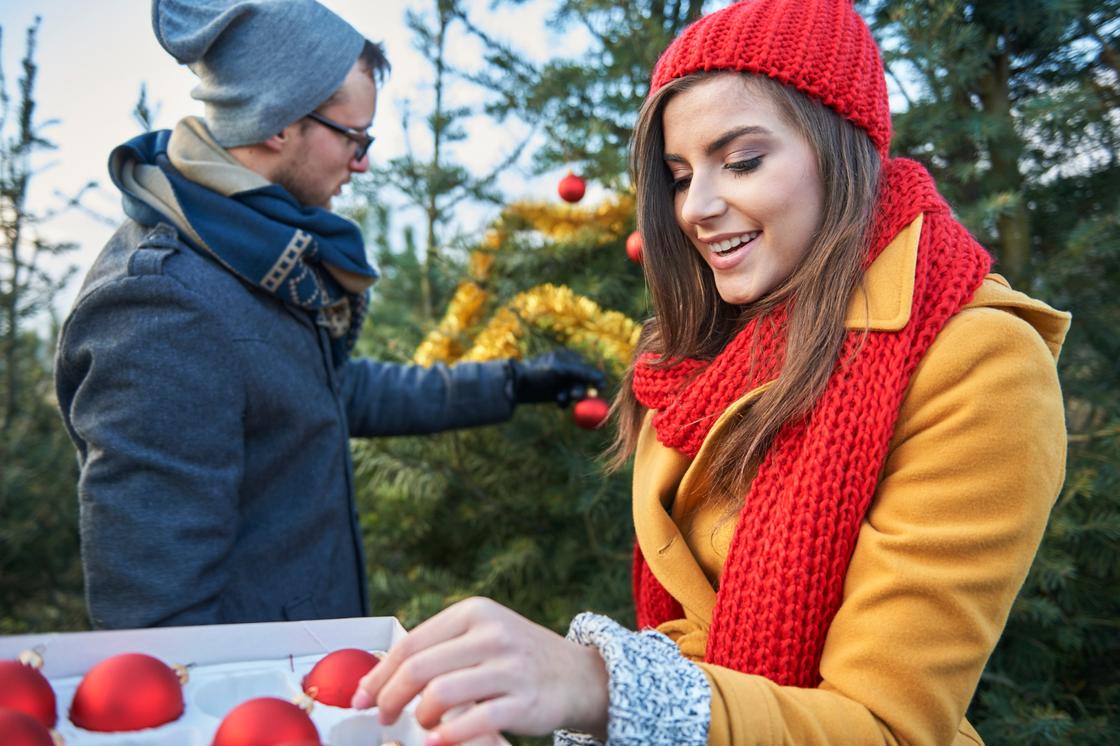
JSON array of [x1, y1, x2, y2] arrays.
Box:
[[1, 0, 593, 319]]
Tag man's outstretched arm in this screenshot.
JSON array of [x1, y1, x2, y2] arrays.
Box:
[[340, 349, 607, 437]]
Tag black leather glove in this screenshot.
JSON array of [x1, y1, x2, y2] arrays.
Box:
[[508, 349, 608, 408]]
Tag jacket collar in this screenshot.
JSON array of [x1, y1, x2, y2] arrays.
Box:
[[844, 214, 922, 331]]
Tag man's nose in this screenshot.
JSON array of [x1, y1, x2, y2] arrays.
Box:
[[350, 152, 369, 173]]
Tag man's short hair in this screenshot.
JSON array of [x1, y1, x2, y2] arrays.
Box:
[[314, 39, 392, 114], [359, 39, 391, 84]]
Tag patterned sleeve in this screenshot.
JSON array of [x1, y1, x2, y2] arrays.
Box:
[[554, 612, 710, 746]]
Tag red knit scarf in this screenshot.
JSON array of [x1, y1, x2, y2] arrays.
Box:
[[631, 159, 992, 687]]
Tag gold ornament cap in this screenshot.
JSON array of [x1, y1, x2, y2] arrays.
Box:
[[18, 648, 45, 669]]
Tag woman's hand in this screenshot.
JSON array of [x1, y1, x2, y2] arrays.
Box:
[[352, 597, 609, 746]]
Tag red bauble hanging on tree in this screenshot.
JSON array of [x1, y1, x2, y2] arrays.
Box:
[[0, 708, 56, 746], [557, 170, 586, 203], [573, 394, 610, 430], [212, 697, 321, 746], [0, 656, 57, 729], [625, 230, 643, 263], [68, 653, 185, 732], [301, 648, 380, 708]]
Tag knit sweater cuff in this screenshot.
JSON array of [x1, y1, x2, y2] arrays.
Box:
[[554, 612, 710, 746], [554, 730, 604, 746]]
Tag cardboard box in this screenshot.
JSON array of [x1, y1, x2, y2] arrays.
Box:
[[0, 617, 427, 745]]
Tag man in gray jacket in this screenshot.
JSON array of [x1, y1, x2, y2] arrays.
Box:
[[54, 0, 605, 629]]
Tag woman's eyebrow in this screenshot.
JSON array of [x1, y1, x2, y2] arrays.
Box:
[[664, 125, 773, 162], [704, 125, 771, 155]]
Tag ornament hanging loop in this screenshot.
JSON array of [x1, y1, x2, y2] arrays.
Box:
[[18, 648, 45, 670]]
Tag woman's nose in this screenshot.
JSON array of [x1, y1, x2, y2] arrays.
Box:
[[678, 174, 726, 226]]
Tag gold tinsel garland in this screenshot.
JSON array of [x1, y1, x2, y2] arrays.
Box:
[[498, 194, 635, 242], [457, 284, 640, 370], [413, 194, 641, 370], [412, 280, 491, 367]]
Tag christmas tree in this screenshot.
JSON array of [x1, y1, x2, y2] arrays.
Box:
[[349, 1, 655, 637], [354, 188, 647, 633]]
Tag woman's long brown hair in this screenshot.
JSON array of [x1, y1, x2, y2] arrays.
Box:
[[609, 73, 882, 509]]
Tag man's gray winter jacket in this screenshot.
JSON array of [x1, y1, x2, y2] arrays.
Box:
[[55, 220, 515, 628]]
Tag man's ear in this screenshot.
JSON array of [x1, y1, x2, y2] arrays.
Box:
[[261, 124, 299, 153]]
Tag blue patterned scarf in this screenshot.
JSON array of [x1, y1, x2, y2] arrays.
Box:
[[109, 122, 378, 365]]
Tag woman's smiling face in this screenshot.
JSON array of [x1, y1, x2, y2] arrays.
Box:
[[662, 74, 825, 305]]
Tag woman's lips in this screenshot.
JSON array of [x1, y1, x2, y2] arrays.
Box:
[[705, 230, 760, 270]]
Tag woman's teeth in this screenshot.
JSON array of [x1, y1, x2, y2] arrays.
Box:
[[713, 232, 759, 255]]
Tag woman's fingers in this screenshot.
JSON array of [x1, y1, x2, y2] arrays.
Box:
[[352, 598, 606, 740], [427, 697, 524, 746], [376, 632, 503, 724], [458, 735, 513, 746], [411, 663, 514, 729], [353, 598, 507, 714]]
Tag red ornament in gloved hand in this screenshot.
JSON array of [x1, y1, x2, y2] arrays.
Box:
[[302, 648, 380, 708], [509, 350, 607, 409], [573, 389, 610, 430]]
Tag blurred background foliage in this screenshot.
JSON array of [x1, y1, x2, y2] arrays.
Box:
[[2, 1, 1116, 742]]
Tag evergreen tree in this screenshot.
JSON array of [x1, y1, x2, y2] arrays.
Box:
[[354, 199, 646, 639], [0, 18, 85, 632], [369, 0, 529, 321], [460, 0, 707, 186], [352, 1, 650, 638], [0, 18, 78, 430], [863, 1, 1120, 740], [132, 82, 160, 133], [863, 0, 1118, 285], [0, 325, 85, 633]]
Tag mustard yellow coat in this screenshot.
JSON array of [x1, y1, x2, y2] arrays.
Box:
[[632, 216, 1071, 746]]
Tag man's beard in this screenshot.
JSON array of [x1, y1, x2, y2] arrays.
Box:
[[272, 160, 331, 210]]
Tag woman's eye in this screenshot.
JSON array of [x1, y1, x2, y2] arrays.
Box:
[[726, 156, 763, 174], [672, 176, 691, 192]]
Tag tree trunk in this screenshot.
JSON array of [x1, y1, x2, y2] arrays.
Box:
[[2, 160, 29, 435], [977, 46, 1030, 284], [420, 5, 451, 322], [2, 21, 43, 431], [3, 296, 17, 433]]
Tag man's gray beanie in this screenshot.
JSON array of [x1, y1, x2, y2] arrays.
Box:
[[152, 0, 365, 147]]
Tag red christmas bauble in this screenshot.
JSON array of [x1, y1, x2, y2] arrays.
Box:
[[573, 397, 610, 430], [557, 171, 586, 203], [0, 660, 57, 728], [212, 697, 321, 746], [625, 230, 643, 263], [0, 707, 55, 746], [68, 653, 184, 732], [301, 648, 379, 708]]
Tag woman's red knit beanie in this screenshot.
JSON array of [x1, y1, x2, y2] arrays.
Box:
[[650, 0, 891, 157]]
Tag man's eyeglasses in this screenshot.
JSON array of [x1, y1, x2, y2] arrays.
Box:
[[305, 111, 374, 161]]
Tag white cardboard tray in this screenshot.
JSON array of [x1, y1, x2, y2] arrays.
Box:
[[0, 617, 427, 745]]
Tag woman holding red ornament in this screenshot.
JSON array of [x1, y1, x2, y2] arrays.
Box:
[[354, 1, 1069, 745]]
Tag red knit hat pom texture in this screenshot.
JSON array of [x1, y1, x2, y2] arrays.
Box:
[[651, 0, 891, 157]]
